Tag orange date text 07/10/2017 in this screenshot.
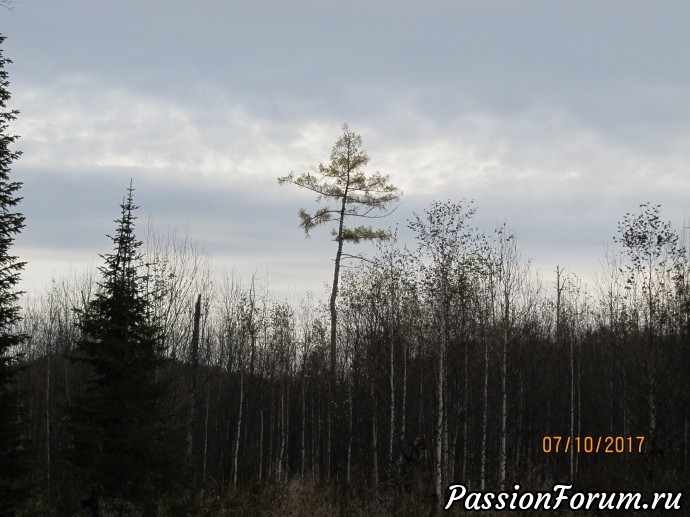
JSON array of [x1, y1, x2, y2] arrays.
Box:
[[541, 436, 645, 454]]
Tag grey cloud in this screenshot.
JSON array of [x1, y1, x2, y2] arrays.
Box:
[[3, 0, 688, 299]]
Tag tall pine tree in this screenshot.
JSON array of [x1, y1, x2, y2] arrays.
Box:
[[69, 183, 183, 513], [0, 33, 30, 515]]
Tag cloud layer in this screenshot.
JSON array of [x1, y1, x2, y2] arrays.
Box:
[[3, 1, 689, 298]]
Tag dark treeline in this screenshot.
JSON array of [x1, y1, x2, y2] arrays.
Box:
[[1, 34, 689, 516], [11, 195, 690, 514]]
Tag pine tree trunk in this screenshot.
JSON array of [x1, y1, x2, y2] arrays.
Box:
[[329, 191, 348, 480]]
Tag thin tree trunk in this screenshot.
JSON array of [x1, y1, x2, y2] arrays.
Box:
[[277, 381, 284, 481], [517, 373, 523, 475], [418, 351, 424, 435], [269, 387, 275, 480], [46, 351, 51, 484], [301, 375, 306, 480], [202, 373, 210, 481], [188, 294, 202, 460], [574, 344, 582, 475], [347, 376, 353, 483], [683, 413, 690, 475], [451, 395, 459, 481], [315, 389, 320, 480], [462, 341, 468, 483], [480, 329, 488, 490], [233, 372, 244, 488], [389, 330, 395, 479], [398, 336, 407, 484], [436, 339, 446, 503], [259, 410, 264, 482], [499, 301, 508, 491], [570, 329, 574, 481], [202, 333, 211, 483], [371, 374, 379, 487], [284, 382, 290, 482]]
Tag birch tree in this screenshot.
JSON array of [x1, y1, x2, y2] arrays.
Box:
[[408, 200, 485, 504], [614, 203, 685, 479], [490, 222, 525, 490]]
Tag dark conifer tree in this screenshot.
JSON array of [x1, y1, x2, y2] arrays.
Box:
[[69, 183, 184, 513], [0, 33, 30, 515]]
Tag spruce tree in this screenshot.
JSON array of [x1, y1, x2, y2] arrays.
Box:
[[69, 183, 183, 513], [0, 33, 30, 515]]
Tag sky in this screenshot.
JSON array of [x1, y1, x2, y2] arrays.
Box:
[[2, 1, 689, 301]]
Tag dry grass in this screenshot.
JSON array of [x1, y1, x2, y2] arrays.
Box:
[[195, 479, 437, 516]]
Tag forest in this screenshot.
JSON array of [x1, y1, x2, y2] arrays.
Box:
[[1, 36, 689, 517]]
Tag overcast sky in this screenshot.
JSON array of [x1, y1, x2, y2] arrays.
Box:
[[2, 1, 689, 300]]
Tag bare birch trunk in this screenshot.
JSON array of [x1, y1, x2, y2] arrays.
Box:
[[284, 382, 290, 482], [499, 305, 508, 491], [570, 331, 574, 481], [301, 376, 306, 480], [277, 381, 285, 481], [315, 392, 321, 480], [648, 383, 657, 478], [574, 345, 582, 475], [347, 377, 353, 483], [418, 357, 424, 436], [389, 333, 395, 479], [46, 351, 51, 484], [233, 372, 243, 488], [480, 329, 488, 490], [269, 388, 274, 480], [462, 343, 468, 483], [451, 395, 459, 481], [371, 375, 379, 487], [435, 340, 446, 503]]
